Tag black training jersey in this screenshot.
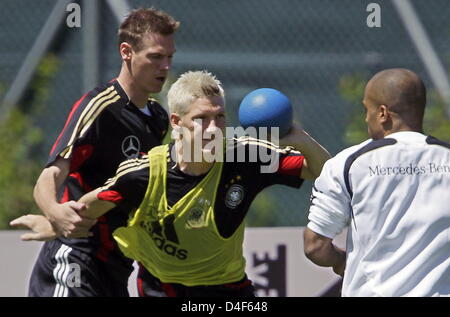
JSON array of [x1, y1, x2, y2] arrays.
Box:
[[47, 79, 168, 273], [99, 139, 305, 239]]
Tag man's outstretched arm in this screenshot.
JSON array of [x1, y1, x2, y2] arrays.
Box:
[[11, 188, 116, 241], [279, 124, 331, 180]]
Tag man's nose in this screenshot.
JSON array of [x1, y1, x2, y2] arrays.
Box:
[[161, 57, 171, 70], [207, 119, 218, 130], [204, 120, 222, 136]]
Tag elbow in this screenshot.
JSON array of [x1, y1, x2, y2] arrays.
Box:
[[304, 228, 346, 275], [303, 228, 330, 264], [304, 239, 322, 262]]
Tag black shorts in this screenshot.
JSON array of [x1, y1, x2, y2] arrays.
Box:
[[29, 239, 129, 297], [136, 263, 255, 297]]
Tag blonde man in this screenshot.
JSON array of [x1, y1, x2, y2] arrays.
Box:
[[13, 70, 330, 297]]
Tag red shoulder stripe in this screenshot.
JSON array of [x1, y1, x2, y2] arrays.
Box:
[[49, 92, 89, 156], [97, 190, 124, 204], [278, 155, 304, 176]]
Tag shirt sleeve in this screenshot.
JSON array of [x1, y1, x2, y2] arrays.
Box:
[[98, 156, 149, 209], [46, 91, 98, 168], [255, 142, 305, 188], [307, 157, 351, 239]]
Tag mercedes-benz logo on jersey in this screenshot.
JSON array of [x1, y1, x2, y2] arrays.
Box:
[[122, 135, 141, 158], [225, 184, 245, 209]]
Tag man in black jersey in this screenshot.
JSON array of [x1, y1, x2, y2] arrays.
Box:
[[11, 8, 179, 297], [13, 70, 331, 297]]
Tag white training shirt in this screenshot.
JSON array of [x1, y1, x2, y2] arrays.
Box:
[[307, 131, 450, 297]]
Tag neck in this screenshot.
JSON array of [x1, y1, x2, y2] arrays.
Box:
[[175, 141, 214, 176], [383, 120, 423, 137], [117, 65, 148, 108]]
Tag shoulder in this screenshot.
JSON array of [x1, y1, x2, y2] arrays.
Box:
[[116, 154, 150, 175], [321, 138, 397, 197], [425, 135, 450, 150], [334, 139, 374, 160], [330, 138, 397, 168], [104, 155, 150, 187], [70, 81, 128, 123], [318, 139, 374, 178], [83, 81, 125, 109]]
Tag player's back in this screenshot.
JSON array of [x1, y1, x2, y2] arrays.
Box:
[[343, 131, 450, 296]]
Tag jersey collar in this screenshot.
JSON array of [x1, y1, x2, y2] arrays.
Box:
[[384, 131, 426, 142], [112, 79, 130, 103]]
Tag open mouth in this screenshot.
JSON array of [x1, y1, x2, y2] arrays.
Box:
[[156, 76, 165, 83], [203, 135, 217, 141]]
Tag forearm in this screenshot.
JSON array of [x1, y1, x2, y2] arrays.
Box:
[[34, 176, 58, 219], [78, 188, 116, 219], [294, 130, 330, 178], [10, 189, 107, 241], [279, 126, 331, 180]]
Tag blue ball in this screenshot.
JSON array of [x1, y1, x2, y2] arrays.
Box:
[[238, 88, 293, 137]]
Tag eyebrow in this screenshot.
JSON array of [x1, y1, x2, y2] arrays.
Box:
[[146, 47, 176, 55]]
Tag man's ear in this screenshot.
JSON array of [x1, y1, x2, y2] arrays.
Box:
[[170, 113, 181, 129], [170, 113, 183, 140], [119, 42, 133, 62], [378, 104, 390, 123]]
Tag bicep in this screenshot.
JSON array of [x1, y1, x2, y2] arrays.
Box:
[[36, 157, 71, 190], [51, 157, 71, 183]]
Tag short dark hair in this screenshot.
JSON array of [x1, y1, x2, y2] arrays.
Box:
[[118, 8, 179, 51]]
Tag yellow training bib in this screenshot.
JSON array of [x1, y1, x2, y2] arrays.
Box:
[[113, 144, 246, 286]]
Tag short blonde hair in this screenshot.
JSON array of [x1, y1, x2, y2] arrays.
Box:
[[168, 70, 225, 116]]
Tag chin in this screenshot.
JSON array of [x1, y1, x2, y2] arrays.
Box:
[[145, 82, 163, 94], [147, 87, 162, 94]]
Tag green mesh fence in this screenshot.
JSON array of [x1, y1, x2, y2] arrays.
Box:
[[1, 0, 449, 226]]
